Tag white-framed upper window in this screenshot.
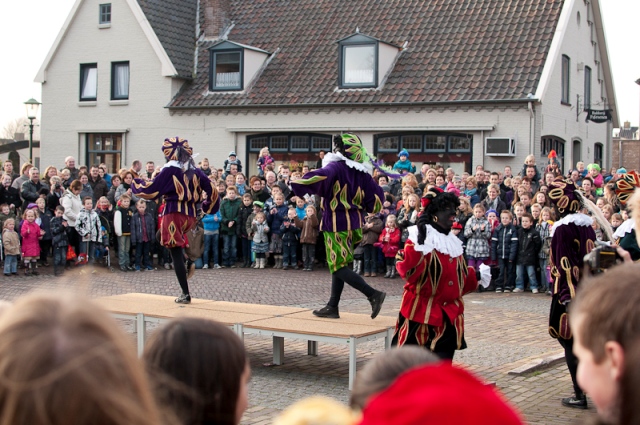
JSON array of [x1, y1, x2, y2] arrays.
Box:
[[111, 61, 129, 100], [338, 35, 378, 89], [80, 63, 98, 101], [561, 55, 570, 104], [99, 3, 111, 24]]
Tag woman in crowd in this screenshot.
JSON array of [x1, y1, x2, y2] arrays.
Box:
[[42, 165, 58, 187], [46, 176, 65, 214], [78, 172, 93, 201], [115, 171, 139, 203], [107, 174, 121, 206], [61, 179, 83, 256], [481, 183, 506, 213]]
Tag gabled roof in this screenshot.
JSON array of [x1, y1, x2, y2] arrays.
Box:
[[209, 40, 270, 54], [170, 0, 565, 109], [136, 0, 197, 79], [619, 127, 638, 140]]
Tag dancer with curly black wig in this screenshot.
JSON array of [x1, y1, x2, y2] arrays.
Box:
[[132, 137, 219, 304], [291, 134, 387, 319], [392, 187, 479, 360]]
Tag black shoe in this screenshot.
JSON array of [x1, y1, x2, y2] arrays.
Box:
[[186, 260, 196, 279], [561, 395, 587, 409], [312, 305, 340, 319], [368, 290, 386, 319], [175, 293, 191, 304]]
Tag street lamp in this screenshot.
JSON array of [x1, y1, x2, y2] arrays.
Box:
[[24, 98, 41, 165]]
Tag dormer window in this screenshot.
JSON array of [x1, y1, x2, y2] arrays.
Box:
[[209, 41, 270, 92], [338, 33, 401, 89]]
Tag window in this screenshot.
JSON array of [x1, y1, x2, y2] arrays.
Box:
[[311, 136, 332, 151], [584, 66, 592, 110], [86, 133, 122, 172], [425, 135, 446, 152], [375, 133, 472, 154], [338, 34, 378, 89], [99, 3, 111, 24], [210, 50, 242, 90], [449, 136, 471, 152], [401, 135, 422, 152], [111, 61, 129, 100], [291, 135, 310, 152], [80, 63, 97, 101], [541, 136, 565, 171], [561, 55, 570, 104], [247, 133, 332, 153], [377, 136, 399, 152], [573, 140, 581, 163], [594, 143, 603, 167]]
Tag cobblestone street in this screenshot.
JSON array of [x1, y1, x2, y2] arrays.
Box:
[[0, 265, 596, 424]]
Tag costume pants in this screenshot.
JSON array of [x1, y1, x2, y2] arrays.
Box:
[[328, 266, 375, 308], [558, 337, 583, 398]]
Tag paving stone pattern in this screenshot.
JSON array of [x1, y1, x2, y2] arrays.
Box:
[[0, 265, 597, 424]]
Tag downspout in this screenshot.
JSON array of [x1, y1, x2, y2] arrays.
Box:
[[528, 102, 535, 158]]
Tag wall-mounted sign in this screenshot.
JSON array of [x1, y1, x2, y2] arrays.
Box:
[[586, 109, 612, 123]]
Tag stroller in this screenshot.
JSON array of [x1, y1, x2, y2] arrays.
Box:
[[87, 215, 115, 272]]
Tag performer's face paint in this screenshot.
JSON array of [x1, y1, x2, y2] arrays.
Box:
[[433, 206, 456, 233]]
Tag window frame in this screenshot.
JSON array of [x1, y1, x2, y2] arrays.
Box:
[[338, 39, 378, 89], [541, 136, 566, 171], [584, 65, 592, 110], [110, 61, 130, 100], [374, 132, 472, 154], [561, 55, 571, 105], [79, 63, 98, 102], [85, 133, 122, 173], [247, 133, 333, 153], [99, 3, 111, 24], [209, 48, 244, 91]]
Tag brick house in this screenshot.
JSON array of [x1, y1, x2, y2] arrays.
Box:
[[612, 121, 640, 171], [36, 0, 619, 176]]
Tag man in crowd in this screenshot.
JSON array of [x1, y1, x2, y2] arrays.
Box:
[[21, 167, 49, 210], [3, 161, 19, 183], [525, 166, 540, 193], [12, 163, 33, 192], [88, 165, 108, 202], [62, 156, 80, 181], [145, 161, 155, 179]]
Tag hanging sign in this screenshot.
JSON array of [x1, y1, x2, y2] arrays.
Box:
[[585, 109, 613, 123]]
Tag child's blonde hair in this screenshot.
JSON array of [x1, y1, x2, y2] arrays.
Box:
[[2, 218, 15, 229], [524, 154, 536, 164], [22, 209, 36, 220], [255, 211, 266, 221], [404, 194, 420, 213], [539, 206, 554, 223], [386, 214, 397, 224], [473, 203, 486, 213], [611, 213, 623, 223]]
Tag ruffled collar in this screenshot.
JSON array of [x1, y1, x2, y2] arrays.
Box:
[[407, 224, 464, 257], [614, 219, 635, 239], [550, 213, 593, 237], [323, 152, 373, 174], [163, 160, 195, 171]]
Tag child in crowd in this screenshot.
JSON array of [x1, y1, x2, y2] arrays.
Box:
[[76, 197, 101, 265], [360, 212, 383, 277], [267, 193, 288, 269], [96, 196, 115, 250], [21, 209, 43, 276], [295, 205, 320, 271], [520, 192, 532, 214], [491, 210, 518, 292], [251, 211, 270, 269], [530, 203, 541, 222], [114, 194, 134, 272], [520, 154, 540, 182], [451, 221, 466, 251], [294, 197, 307, 220], [237, 193, 254, 268], [378, 214, 401, 279], [392, 149, 416, 174], [0, 204, 16, 231], [202, 209, 222, 269], [281, 208, 301, 270], [223, 150, 243, 174], [514, 213, 541, 293], [602, 204, 614, 222], [397, 194, 420, 247], [50, 205, 69, 276], [512, 202, 525, 227], [611, 213, 623, 232], [36, 198, 52, 267], [131, 199, 155, 271], [235, 173, 248, 196], [220, 186, 241, 268], [246, 201, 263, 268], [2, 219, 20, 276], [537, 206, 554, 294], [464, 203, 491, 270]]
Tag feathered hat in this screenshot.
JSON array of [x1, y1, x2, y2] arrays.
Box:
[[614, 171, 640, 207], [547, 177, 582, 215], [161, 136, 193, 161]]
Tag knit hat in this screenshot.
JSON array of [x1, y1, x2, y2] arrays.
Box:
[[253, 201, 264, 209], [229, 151, 237, 157], [359, 363, 524, 425], [614, 171, 640, 206], [587, 163, 601, 172], [486, 209, 497, 217], [397, 149, 409, 159], [548, 177, 581, 215], [161, 137, 193, 161], [616, 167, 627, 174]]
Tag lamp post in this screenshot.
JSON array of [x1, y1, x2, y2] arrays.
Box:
[[636, 79, 640, 139], [24, 98, 41, 165]]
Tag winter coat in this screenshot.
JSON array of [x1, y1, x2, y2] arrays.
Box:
[[202, 211, 222, 234], [20, 220, 41, 257], [516, 226, 541, 266], [0, 185, 20, 210], [88, 176, 108, 202], [456, 211, 472, 230], [131, 212, 155, 245], [107, 186, 118, 206], [79, 183, 94, 204], [219, 197, 242, 235], [114, 206, 133, 236], [115, 183, 139, 203], [2, 229, 20, 255], [267, 204, 289, 235], [238, 204, 253, 238], [361, 215, 384, 246], [61, 189, 82, 226], [397, 208, 419, 243], [392, 159, 416, 174], [50, 216, 69, 248], [251, 221, 270, 244], [481, 196, 507, 215], [294, 214, 320, 244], [377, 227, 401, 258], [536, 221, 552, 259], [76, 208, 101, 243], [464, 216, 491, 259], [38, 209, 53, 241], [490, 224, 518, 261], [280, 218, 301, 244], [21, 179, 49, 210]]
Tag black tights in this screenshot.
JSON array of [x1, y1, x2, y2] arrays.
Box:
[[558, 337, 583, 397], [170, 247, 189, 295], [328, 266, 376, 308]]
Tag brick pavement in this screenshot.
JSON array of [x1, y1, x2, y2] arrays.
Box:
[[0, 265, 597, 424]]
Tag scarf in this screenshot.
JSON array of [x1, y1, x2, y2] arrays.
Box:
[[464, 188, 477, 197]]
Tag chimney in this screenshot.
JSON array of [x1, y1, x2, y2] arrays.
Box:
[[202, 0, 231, 39], [624, 121, 630, 129]]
